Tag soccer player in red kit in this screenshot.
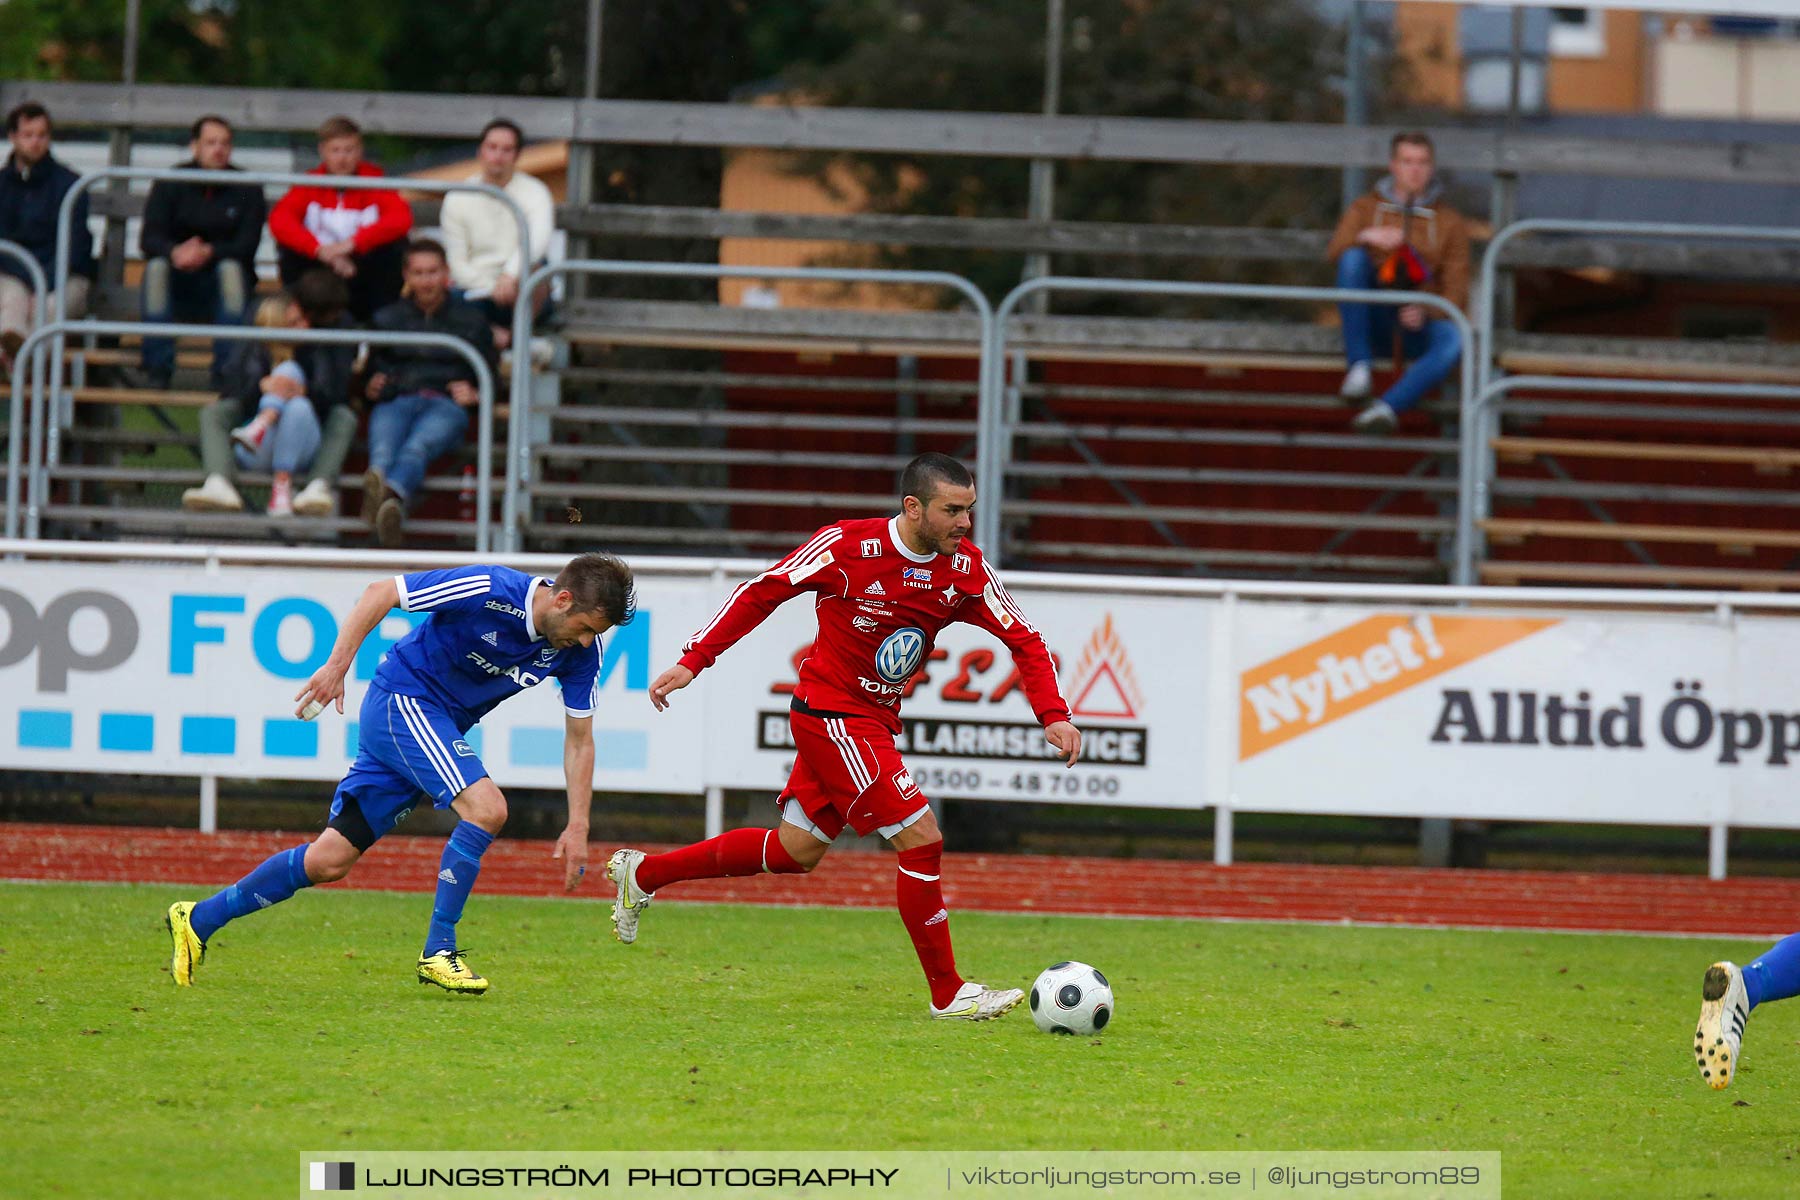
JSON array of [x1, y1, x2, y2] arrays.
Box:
[[611, 452, 1082, 1020]]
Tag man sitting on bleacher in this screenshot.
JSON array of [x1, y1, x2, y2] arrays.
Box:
[[137, 114, 265, 390], [268, 115, 412, 324], [439, 118, 555, 354], [0, 102, 94, 374], [1327, 130, 1470, 436], [182, 270, 357, 517], [362, 239, 496, 547]]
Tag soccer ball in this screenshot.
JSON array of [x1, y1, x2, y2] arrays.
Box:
[[1029, 961, 1114, 1035]]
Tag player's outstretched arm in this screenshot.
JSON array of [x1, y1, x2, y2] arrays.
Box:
[[649, 664, 695, 712], [1045, 720, 1083, 768], [294, 577, 401, 718], [552, 714, 595, 892]]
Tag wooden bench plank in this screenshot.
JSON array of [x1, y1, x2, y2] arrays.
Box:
[[1480, 560, 1800, 590], [1480, 517, 1800, 551], [1497, 351, 1800, 385], [1491, 435, 1800, 474], [71, 386, 217, 407]]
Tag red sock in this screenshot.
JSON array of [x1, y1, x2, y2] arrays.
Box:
[[895, 842, 963, 1009], [635, 827, 804, 893]]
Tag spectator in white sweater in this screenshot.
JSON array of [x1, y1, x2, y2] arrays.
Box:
[[439, 118, 554, 350]]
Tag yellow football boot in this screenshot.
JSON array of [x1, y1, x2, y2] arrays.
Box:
[[417, 949, 489, 995], [165, 901, 206, 987]]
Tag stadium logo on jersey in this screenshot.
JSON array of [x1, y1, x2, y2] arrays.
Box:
[[481, 630, 499, 646], [863, 580, 887, 597], [861, 538, 883, 557], [902, 567, 933, 589], [484, 600, 525, 619], [892, 767, 920, 799], [853, 615, 880, 633], [953, 552, 972, 574], [452, 739, 477, 758], [875, 626, 926, 684]]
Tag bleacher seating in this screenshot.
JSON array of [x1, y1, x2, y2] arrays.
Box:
[[5, 83, 1800, 590]]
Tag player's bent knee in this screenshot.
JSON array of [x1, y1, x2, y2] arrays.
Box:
[[455, 781, 508, 834], [789, 842, 827, 872], [304, 836, 360, 883]]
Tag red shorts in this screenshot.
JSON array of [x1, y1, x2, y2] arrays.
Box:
[[781, 708, 929, 840]]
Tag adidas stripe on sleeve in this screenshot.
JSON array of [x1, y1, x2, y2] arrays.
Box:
[[396, 567, 494, 614]]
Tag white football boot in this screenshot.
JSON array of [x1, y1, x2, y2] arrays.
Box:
[[931, 981, 1025, 1021], [1695, 961, 1750, 1090], [606, 848, 653, 944]]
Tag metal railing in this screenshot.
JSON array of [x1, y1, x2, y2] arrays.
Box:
[[47, 166, 530, 444], [510, 261, 992, 553], [1460, 374, 1800, 578], [1476, 218, 1800, 401], [987, 277, 1477, 567], [10, 320, 498, 548], [1468, 219, 1800, 584], [1, 239, 48, 541]]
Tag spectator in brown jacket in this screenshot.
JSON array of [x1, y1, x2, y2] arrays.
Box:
[[1326, 131, 1471, 435]]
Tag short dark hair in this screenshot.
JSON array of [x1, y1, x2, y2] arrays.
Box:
[[555, 553, 638, 625], [900, 452, 974, 508], [403, 237, 448, 266], [1390, 130, 1435, 157], [479, 118, 524, 152], [317, 115, 361, 142], [289, 269, 349, 327], [190, 114, 231, 142], [6, 102, 50, 135]]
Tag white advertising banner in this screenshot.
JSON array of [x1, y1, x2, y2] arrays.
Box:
[[0, 561, 714, 794], [1232, 602, 1800, 830], [0, 558, 1204, 809], [696, 580, 1209, 809], [9, 552, 1800, 834]]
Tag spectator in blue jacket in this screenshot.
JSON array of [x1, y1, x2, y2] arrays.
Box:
[[137, 114, 266, 389], [361, 239, 496, 546], [0, 102, 95, 373]]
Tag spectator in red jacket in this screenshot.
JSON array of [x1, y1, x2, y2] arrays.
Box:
[[268, 115, 411, 323]]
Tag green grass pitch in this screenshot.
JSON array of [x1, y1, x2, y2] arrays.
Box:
[[2, 881, 1794, 1197]]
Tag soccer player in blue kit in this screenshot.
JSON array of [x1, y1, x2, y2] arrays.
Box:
[[164, 553, 637, 994]]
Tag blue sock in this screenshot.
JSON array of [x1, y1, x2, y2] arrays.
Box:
[[190, 844, 313, 943], [424, 822, 494, 957], [1741, 932, 1800, 1010]]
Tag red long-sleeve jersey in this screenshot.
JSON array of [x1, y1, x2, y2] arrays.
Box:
[[679, 517, 1070, 733]]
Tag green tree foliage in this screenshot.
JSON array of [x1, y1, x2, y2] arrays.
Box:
[[783, 0, 1391, 301]]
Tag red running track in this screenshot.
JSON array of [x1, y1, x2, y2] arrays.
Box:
[[3, 822, 1797, 938]]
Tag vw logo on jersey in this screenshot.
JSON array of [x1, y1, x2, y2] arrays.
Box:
[[875, 626, 927, 685]]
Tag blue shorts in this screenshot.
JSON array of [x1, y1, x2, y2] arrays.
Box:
[[327, 683, 490, 847]]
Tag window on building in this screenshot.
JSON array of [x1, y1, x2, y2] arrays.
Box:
[[1549, 7, 1606, 58]]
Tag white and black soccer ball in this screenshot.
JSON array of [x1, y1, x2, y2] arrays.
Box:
[[1030, 960, 1114, 1035]]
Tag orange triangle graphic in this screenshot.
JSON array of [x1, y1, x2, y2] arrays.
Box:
[[1071, 662, 1138, 720]]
